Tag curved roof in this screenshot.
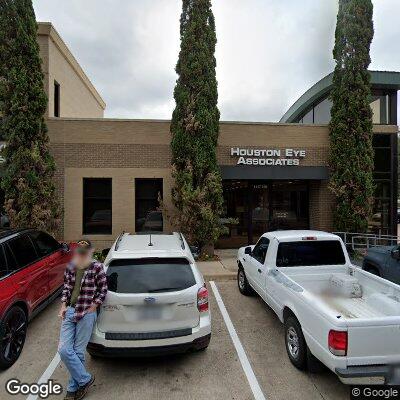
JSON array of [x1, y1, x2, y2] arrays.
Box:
[[280, 70, 400, 123]]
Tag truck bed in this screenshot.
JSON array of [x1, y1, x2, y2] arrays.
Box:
[[283, 265, 400, 320]]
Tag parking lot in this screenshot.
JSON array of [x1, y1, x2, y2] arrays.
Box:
[[0, 281, 349, 400]]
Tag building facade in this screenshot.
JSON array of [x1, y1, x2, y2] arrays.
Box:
[[1, 23, 398, 250]]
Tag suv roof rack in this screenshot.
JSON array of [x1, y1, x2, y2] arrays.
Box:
[[114, 231, 125, 251], [178, 232, 185, 250]]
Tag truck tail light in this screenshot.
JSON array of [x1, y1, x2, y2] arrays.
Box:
[[328, 330, 348, 356], [302, 236, 317, 241], [197, 285, 209, 312]]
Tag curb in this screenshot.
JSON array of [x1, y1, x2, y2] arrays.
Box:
[[203, 273, 236, 281]]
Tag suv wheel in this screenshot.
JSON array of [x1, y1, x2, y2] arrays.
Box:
[[284, 316, 307, 370], [237, 267, 254, 296], [0, 306, 27, 369]]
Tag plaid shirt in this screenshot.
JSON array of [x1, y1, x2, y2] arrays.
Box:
[[61, 261, 108, 321]]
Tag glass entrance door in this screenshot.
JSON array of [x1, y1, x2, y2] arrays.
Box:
[[251, 184, 270, 240], [220, 180, 310, 248]]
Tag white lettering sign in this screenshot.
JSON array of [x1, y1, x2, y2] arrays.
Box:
[[230, 147, 306, 166]]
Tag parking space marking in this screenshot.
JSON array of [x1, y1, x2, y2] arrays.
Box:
[[26, 353, 60, 400], [210, 281, 266, 400]]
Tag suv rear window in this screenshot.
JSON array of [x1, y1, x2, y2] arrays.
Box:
[[276, 240, 346, 267], [107, 258, 196, 293]]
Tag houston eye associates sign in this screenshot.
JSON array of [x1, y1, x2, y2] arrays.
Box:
[[230, 147, 306, 166]]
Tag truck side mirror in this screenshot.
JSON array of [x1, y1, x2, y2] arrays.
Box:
[[244, 246, 252, 255], [391, 248, 400, 260]]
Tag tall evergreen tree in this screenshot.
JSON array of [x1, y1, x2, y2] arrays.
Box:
[[170, 0, 224, 254], [0, 0, 60, 235], [329, 0, 374, 232]]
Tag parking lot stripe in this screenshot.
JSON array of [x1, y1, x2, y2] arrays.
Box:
[[210, 281, 266, 400], [26, 353, 60, 400]]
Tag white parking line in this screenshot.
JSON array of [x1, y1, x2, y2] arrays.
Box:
[[26, 353, 60, 400], [209, 281, 266, 400]]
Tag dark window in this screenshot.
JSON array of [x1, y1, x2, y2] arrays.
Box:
[[107, 258, 195, 294], [54, 81, 60, 117], [276, 240, 346, 267], [135, 179, 163, 232], [252, 237, 270, 264], [8, 235, 39, 269], [0, 245, 7, 278], [4, 244, 17, 272], [369, 134, 392, 234], [29, 231, 60, 257], [83, 178, 112, 235]]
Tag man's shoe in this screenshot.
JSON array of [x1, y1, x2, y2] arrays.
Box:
[[64, 391, 76, 400], [75, 376, 95, 400]]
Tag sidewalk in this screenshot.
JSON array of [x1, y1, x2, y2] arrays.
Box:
[[197, 249, 238, 281]]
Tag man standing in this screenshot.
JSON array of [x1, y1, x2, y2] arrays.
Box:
[[58, 240, 108, 400]]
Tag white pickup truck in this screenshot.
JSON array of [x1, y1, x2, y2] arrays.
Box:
[[237, 230, 400, 385]]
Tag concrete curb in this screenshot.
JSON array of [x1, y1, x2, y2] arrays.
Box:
[[203, 272, 237, 281]]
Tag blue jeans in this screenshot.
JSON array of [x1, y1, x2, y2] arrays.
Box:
[[58, 307, 97, 392]]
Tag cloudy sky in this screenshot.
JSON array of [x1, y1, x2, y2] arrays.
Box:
[[33, 0, 400, 122]]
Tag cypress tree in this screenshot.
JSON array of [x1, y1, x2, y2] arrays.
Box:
[[329, 0, 374, 232], [0, 0, 60, 235], [170, 0, 224, 254]]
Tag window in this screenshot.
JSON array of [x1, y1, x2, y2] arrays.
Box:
[[4, 244, 17, 272], [0, 245, 7, 278], [313, 97, 332, 124], [54, 81, 60, 117], [29, 231, 60, 257], [107, 258, 196, 294], [276, 240, 346, 267], [302, 108, 313, 124], [83, 178, 112, 235], [369, 134, 392, 234], [7, 235, 39, 269], [370, 95, 389, 124], [252, 237, 270, 264], [135, 179, 163, 232]]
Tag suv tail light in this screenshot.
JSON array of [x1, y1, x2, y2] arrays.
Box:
[[197, 285, 209, 312], [328, 330, 348, 356]]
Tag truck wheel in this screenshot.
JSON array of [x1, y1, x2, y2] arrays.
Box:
[[237, 267, 254, 296], [284, 316, 307, 370], [0, 306, 27, 369]]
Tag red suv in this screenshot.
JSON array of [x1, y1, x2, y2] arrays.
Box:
[[0, 229, 72, 368]]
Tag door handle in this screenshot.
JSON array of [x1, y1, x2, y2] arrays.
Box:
[[257, 269, 262, 273]]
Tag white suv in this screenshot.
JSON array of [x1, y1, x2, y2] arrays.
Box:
[[88, 232, 211, 357]]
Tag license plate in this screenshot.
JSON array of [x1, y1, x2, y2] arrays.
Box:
[[138, 306, 163, 320]]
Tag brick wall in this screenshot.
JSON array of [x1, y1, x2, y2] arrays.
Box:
[[309, 180, 335, 231], [48, 119, 338, 247]]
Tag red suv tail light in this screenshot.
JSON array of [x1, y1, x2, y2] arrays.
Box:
[[328, 330, 348, 356], [197, 285, 209, 312]]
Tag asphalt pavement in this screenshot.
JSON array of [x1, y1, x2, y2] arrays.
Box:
[[0, 281, 349, 400]]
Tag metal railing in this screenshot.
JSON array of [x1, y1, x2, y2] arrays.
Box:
[[333, 231, 398, 251]]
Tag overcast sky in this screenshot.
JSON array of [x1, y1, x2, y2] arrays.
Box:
[[33, 0, 400, 122]]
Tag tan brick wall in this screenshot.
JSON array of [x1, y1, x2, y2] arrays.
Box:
[[37, 23, 105, 118], [63, 168, 173, 249], [48, 119, 397, 246], [309, 181, 335, 232]]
